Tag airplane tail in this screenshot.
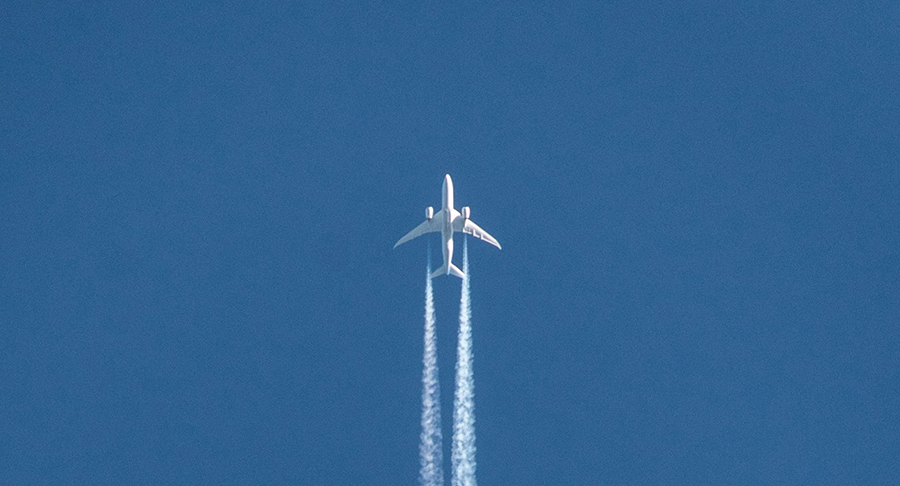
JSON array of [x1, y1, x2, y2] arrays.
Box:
[[430, 263, 465, 279]]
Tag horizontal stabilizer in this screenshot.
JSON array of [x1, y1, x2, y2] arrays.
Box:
[[430, 263, 465, 279]]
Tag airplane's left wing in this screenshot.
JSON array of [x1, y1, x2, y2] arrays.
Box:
[[394, 213, 442, 248], [457, 218, 501, 250]]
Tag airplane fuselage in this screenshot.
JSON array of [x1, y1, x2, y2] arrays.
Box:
[[439, 175, 460, 277]]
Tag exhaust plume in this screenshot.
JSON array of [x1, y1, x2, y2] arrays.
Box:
[[419, 248, 444, 486], [451, 238, 476, 486]]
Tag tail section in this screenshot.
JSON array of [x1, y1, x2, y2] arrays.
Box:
[[449, 263, 465, 279], [430, 263, 465, 279]]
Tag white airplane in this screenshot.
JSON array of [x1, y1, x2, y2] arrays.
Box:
[[394, 174, 501, 279]]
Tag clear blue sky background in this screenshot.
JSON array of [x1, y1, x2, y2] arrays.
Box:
[[2, 2, 898, 484]]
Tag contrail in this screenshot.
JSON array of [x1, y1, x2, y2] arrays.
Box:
[[419, 247, 444, 486], [451, 238, 476, 486]]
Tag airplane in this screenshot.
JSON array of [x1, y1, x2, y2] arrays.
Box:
[[394, 174, 501, 279]]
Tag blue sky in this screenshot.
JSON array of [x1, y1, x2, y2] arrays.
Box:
[[2, 2, 898, 484]]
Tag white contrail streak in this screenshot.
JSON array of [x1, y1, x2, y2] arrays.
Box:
[[451, 238, 476, 486], [419, 249, 444, 486]]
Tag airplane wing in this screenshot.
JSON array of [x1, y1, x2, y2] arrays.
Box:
[[455, 218, 502, 250], [394, 211, 442, 248]]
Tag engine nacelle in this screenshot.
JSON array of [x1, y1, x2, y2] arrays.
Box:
[[461, 206, 470, 220], [426, 206, 434, 220]]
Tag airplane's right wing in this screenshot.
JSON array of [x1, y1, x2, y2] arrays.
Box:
[[459, 218, 501, 250], [394, 211, 442, 248]]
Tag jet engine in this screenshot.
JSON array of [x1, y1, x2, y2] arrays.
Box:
[[426, 206, 434, 220], [461, 206, 470, 220]]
